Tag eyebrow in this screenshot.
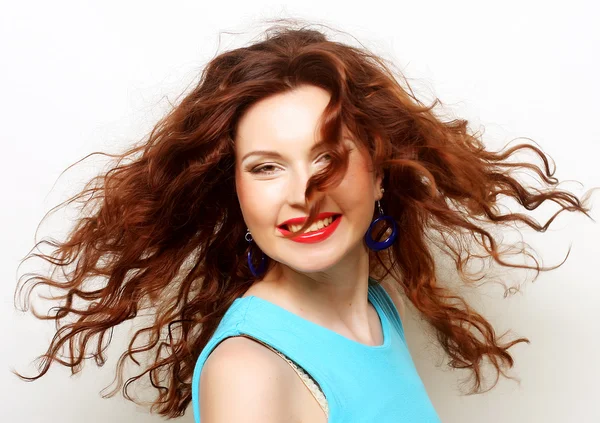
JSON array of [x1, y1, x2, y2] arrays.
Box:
[[240, 139, 330, 163]]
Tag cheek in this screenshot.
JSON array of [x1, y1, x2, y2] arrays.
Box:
[[236, 182, 258, 223], [336, 156, 376, 211], [235, 175, 255, 223], [236, 178, 281, 226]]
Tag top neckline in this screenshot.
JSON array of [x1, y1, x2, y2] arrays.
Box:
[[232, 283, 392, 351]]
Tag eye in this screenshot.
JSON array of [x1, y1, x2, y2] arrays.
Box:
[[249, 154, 331, 176], [250, 164, 280, 175], [317, 153, 334, 165]]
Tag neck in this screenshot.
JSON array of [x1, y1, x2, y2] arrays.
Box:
[[251, 242, 380, 345]]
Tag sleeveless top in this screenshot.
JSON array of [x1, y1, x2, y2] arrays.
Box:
[[191, 278, 442, 422]]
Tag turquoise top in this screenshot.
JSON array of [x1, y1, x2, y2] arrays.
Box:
[[191, 278, 441, 422]]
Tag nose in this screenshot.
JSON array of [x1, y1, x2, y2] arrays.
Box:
[[287, 166, 312, 209]]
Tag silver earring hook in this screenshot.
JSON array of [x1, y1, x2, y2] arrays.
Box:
[[245, 228, 253, 242], [377, 187, 385, 215]]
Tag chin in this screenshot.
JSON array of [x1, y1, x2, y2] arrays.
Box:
[[278, 250, 348, 274]]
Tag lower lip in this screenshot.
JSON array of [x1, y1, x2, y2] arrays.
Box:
[[277, 215, 342, 243]]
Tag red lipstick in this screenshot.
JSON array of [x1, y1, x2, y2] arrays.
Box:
[[277, 212, 342, 243]]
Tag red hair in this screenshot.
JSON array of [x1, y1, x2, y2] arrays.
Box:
[[13, 19, 597, 418]]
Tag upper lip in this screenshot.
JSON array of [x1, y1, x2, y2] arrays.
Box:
[[278, 212, 341, 228]]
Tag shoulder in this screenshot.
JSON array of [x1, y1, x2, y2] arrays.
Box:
[[199, 335, 298, 422], [378, 279, 407, 323]]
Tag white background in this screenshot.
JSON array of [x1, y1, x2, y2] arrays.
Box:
[[2, 1, 599, 422]]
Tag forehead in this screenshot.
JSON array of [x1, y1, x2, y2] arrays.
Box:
[[234, 85, 332, 155]]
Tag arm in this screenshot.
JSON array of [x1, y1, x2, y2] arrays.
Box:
[[199, 336, 297, 423]]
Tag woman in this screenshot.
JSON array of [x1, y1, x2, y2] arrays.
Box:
[[14, 21, 595, 423]]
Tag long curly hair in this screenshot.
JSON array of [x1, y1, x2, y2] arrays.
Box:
[[14, 20, 597, 418]]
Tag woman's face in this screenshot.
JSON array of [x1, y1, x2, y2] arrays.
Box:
[[234, 84, 382, 273]]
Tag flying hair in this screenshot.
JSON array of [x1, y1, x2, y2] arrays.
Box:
[[13, 18, 598, 418]]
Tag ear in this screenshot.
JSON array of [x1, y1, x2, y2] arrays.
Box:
[[373, 171, 383, 201]]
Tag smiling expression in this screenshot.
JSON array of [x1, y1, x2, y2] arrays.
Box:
[[234, 84, 382, 273]]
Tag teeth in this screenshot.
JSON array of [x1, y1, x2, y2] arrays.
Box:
[[289, 216, 334, 233]]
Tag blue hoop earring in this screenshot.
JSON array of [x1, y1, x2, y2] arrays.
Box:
[[246, 229, 267, 277], [364, 189, 397, 251]]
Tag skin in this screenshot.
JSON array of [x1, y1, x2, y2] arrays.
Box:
[[234, 83, 385, 347]]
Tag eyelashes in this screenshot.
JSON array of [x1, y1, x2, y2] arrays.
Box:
[[251, 164, 279, 175], [250, 154, 333, 176]]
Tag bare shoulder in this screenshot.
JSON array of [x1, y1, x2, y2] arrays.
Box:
[[379, 279, 407, 323], [199, 335, 298, 422]]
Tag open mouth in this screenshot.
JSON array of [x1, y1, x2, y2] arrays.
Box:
[[279, 213, 342, 233]]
